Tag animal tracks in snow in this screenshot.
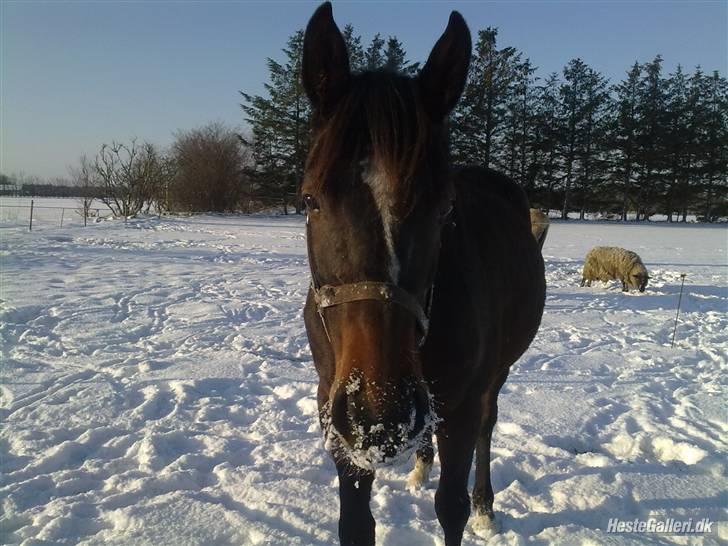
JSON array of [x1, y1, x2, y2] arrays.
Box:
[[0, 216, 725, 545]]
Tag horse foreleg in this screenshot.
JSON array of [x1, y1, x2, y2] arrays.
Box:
[[435, 402, 479, 546], [471, 373, 507, 538], [335, 457, 375, 546], [406, 435, 434, 490]]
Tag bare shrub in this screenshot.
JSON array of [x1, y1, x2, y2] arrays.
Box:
[[69, 155, 100, 224], [169, 123, 250, 212], [93, 139, 169, 217]]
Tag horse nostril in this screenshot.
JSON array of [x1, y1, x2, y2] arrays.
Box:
[[330, 388, 350, 438]]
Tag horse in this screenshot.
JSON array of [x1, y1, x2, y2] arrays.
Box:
[[301, 3, 546, 545]]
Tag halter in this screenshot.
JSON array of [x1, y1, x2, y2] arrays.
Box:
[[312, 281, 432, 345], [306, 223, 433, 347]]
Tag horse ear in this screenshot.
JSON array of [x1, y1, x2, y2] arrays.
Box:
[[418, 11, 471, 120], [302, 2, 351, 113]]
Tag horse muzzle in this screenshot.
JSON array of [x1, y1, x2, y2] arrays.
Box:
[[328, 374, 432, 466]]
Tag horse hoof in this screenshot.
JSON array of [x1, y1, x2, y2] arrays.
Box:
[[406, 459, 432, 491], [470, 510, 499, 539]]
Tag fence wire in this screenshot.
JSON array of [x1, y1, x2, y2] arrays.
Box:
[[0, 203, 111, 230]]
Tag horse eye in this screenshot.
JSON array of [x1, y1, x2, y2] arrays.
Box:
[[303, 194, 320, 212]]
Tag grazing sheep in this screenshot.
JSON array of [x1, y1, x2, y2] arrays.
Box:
[[530, 208, 550, 250], [581, 246, 649, 292]]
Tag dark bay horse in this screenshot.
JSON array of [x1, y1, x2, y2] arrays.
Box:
[[301, 3, 546, 545]]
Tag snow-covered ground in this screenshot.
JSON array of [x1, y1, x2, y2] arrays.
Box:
[[1, 215, 726, 545]]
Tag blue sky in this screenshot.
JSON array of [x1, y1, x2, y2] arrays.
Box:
[[2, 0, 726, 180]]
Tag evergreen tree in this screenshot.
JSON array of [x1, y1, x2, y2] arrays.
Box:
[[676, 67, 708, 221], [558, 58, 589, 219], [451, 28, 523, 167], [662, 65, 690, 221], [342, 24, 365, 72], [241, 30, 310, 213], [698, 71, 728, 220], [531, 73, 564, 210], [365, 33, 386, 70], [575, 68, 610, 219], [383, 36, 419, 75], [610, 62, 642, 220], [501, 58, 538, 191], [554, 59, 610, 219], [634, 55, 667, 221], [384, 36, 406, 72]]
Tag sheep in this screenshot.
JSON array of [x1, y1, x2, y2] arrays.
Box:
[[529, 208, 550, 251], [581, 246, 649, 292]]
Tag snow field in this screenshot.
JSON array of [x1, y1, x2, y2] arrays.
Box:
[[0, 216, 726, 545]]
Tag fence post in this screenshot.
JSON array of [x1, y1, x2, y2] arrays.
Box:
[[60, 208, 65, 228], [671, 274, 687, 348], [29, 200, 34, 231], [84, 205, 87, 227]]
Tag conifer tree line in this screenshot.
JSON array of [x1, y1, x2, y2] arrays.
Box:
[[242, 25, 727, 221]]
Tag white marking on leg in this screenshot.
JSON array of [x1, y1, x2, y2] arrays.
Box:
[[406, 457, 432, 491], [362, 161, 400, 283], [471, 511, 500, 539]]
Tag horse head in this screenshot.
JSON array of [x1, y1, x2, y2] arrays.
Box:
[[301, 2, 471, 468]]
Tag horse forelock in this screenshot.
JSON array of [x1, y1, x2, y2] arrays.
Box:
[[305, 71, 435, 211]]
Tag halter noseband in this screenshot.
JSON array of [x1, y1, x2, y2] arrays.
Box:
[[312, 281, 431, 346]]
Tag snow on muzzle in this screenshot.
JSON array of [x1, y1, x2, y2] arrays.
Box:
[[327, 371, 434, 469]]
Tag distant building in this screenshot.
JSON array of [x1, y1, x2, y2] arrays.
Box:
[[0, 176, 17, 196]]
